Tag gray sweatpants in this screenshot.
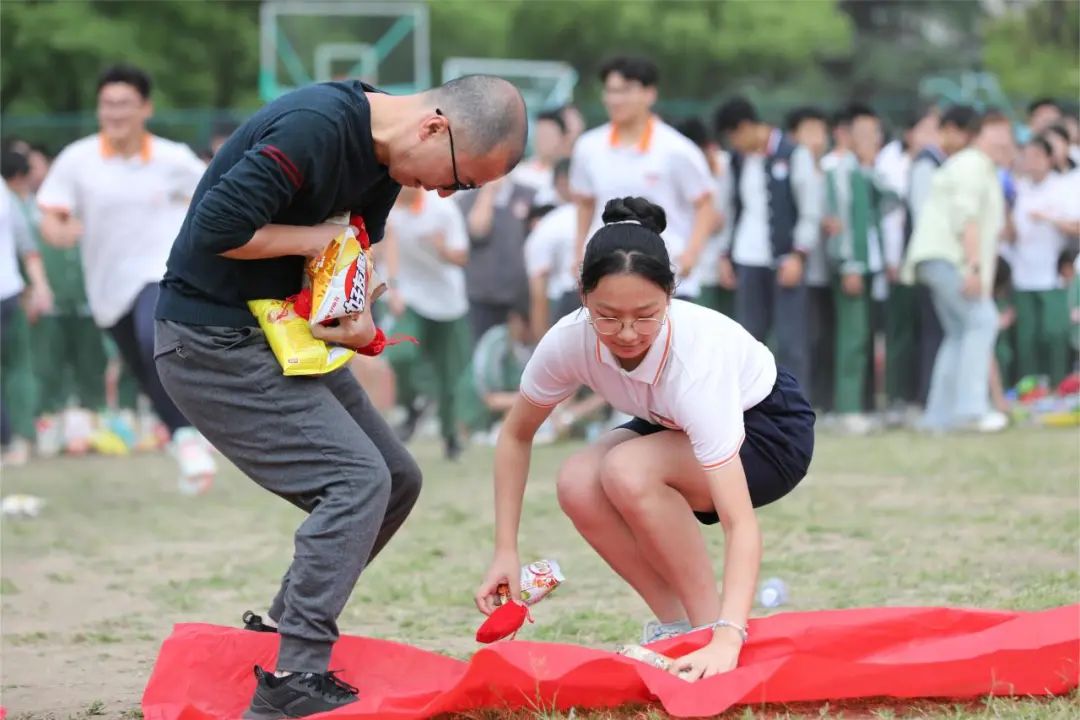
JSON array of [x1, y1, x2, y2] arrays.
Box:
[[734, 264, 810, 386], [154, 319, 422, 673]]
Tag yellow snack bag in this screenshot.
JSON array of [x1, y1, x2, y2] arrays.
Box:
[[305, 216, 384, 325], [248, 298, 356, 376], [249, 213, 386, 376]]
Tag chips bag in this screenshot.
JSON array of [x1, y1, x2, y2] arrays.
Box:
[[249, 213, 386, 376], [248, 298, 356, 376], [304, 214, 383, 324]]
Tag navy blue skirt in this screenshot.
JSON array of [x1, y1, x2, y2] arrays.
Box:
[[618, 367, 815, 525]]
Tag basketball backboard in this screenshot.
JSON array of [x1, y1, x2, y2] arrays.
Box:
[[260, 1, 430, 101]]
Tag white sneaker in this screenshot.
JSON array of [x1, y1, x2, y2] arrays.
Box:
[[972, 411, 1009, 433], [2, 437, 31, 467], [837, 413, 877, 436], [171, 427, 217, 495], [35, 415, 62, 457], [62, 408, 95, 455]]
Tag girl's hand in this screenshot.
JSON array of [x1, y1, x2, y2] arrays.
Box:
[[669, 631, 742, 681], [474, 549, 521, 616]]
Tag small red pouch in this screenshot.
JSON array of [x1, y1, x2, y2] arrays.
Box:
[[476, 602, 532, 644]]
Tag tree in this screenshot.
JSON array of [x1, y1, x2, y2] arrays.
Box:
[[0, 0, 261, 115], [982, 0, 1080, 104]]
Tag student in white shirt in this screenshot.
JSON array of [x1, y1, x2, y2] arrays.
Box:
[[475, 197, 815, 681], [1009, 137, 1075, 384], [383, 188, 471, 460], [511, 110, 566, 207], [36, 64, 215, 493], [569, 56, 715, 297], [713, 96, 824, 386], [0, 148, 53, 465], [524, 158, 577, 339]]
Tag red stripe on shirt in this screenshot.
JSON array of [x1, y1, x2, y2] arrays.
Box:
[[520, 389, 568, 409], [701, 432, 746, 470], [259, 145, 303, 188]]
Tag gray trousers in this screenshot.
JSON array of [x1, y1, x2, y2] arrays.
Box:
[[734, 264, 810, 385], [154, 319, 422, 674]]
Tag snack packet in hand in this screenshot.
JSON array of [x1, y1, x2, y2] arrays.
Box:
[[497, 559, 565, 607], [248, 298, 355, 376], [304, 215, 385, 325], [476, 559, 565, 644], [249, 213, 388, 376]]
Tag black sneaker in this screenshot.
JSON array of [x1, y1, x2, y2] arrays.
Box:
[[395, 401, 426, 443], [444, 435, 463, 462], [244, 665, 359, 719], [242, 611, 278, 633]]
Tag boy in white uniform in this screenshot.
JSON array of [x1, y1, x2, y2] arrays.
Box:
[[0, 148, 52, 465], [383, 188, 471, 459], [36, 64, 214, 492], [524, 158, 577, 338], [476, 197, 815, 682], [511, 109, 566, 207], [1009, 136, 1075, 384], [570, 55, 714, 297]]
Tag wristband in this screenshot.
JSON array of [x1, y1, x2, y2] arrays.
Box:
[[711, 619, 749, 644], [355, 327, 417, 357]]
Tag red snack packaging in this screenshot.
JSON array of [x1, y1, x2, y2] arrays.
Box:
[[475, 601, 532, 644]]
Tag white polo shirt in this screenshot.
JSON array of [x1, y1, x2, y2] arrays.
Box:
[[692, 150, 731, 288], [1011, 174, 1073, 291], [525, 203, 577, 300], [520, 299, 776, 469], [387, 192, 469, 321], [512, 160, 558, 207], [569, 117, 713, 280], [0, 186, 29, 301], [37, 134, 206, 327]]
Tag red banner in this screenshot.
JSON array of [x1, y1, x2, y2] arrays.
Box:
[[142, 605, 1079, 719]]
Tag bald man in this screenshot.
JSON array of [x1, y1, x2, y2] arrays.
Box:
[[153, 76, 527, 719]]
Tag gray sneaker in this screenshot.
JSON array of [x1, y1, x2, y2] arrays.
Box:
[[641, 619, 691, 644]]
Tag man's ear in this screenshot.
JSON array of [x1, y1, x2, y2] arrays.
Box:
[[418, 113, 447, 142]]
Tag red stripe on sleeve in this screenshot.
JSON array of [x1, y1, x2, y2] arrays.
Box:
[[259, 146, 303, 188]]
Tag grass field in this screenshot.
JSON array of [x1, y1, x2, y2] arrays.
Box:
[[1, 427, 1078, 718]]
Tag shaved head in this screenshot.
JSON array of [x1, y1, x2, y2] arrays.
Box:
[[426, 75, 528, 171]]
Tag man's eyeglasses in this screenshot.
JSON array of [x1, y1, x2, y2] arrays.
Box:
[[588, 313, 666, 336], [435, 108, 477, 193]]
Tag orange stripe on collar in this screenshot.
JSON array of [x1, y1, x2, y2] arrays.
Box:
[[608, 115, 655, 153], [99, 133, 152, 162], [410, 191, 426, 214]]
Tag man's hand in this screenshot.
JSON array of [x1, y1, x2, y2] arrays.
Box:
[[677, 250, 699, 279], [777, 254, 804, 288], [48, 216, 83, 248], [310, 313, 376, 350], [886, 265, 900, 284], [304, 223, 354, 258], [428, 232, 447, 256], [24, 282, 54, 323], [822, 216, 842, 237], [718, 257, 737, 290], [998, 306, 1017, 331], [387, 288, 406, 317], [962, 269, 982, 299], [841, 272, 864, 297], [669, 631, 742, 681]]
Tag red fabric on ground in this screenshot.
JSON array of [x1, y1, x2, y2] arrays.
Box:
[[142, 605, 1079, 719]]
